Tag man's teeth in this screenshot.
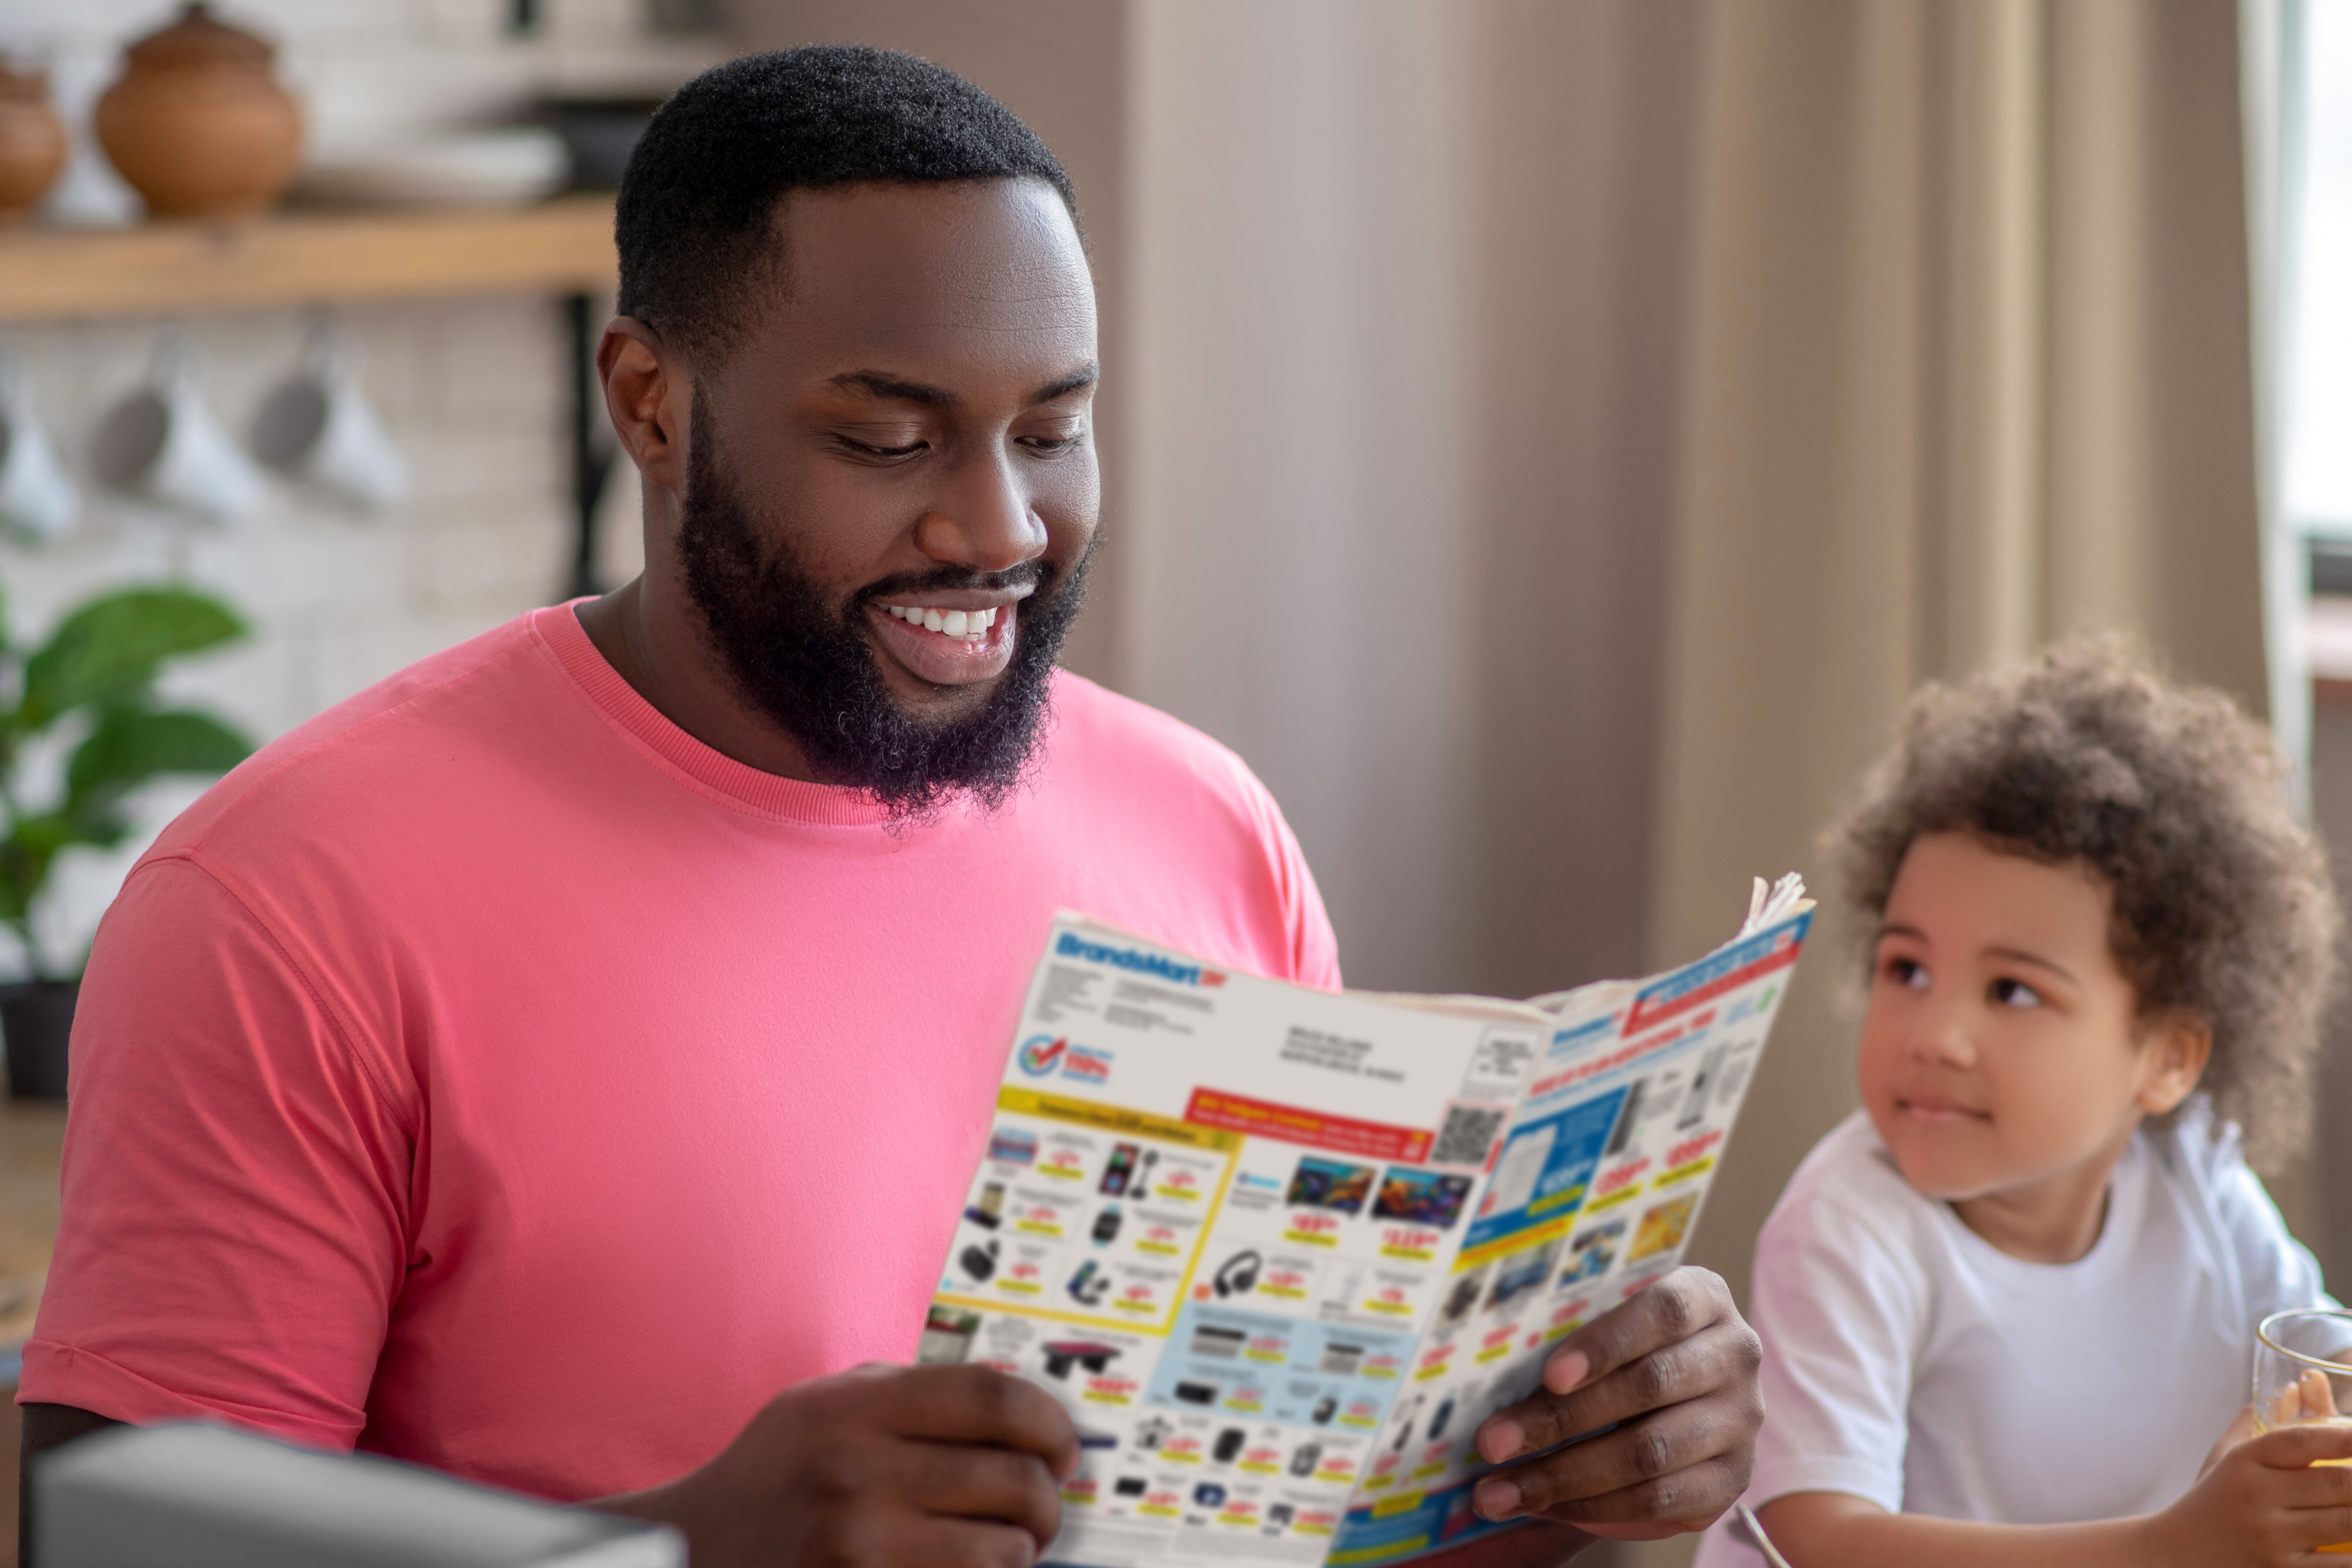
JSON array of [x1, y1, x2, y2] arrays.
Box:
[[883, 604, 1000, 640]]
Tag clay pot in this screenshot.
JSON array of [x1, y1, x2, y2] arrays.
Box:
[[0, 65, 67, 224], [95, 3, 303, 220]]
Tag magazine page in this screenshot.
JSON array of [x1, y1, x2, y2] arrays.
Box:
[[920, 916, 1545, 1568], [1327, 906, 1814, 1566]]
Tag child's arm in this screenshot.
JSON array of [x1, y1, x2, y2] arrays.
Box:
[[1759, 1492, 2157, 1568], [1759, 1420, 2352, 1568]]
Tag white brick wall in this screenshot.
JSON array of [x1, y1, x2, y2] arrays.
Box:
[[0, 0, 686, 977]]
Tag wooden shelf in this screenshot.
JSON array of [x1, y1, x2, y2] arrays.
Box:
[[0, 195, 617, 322]]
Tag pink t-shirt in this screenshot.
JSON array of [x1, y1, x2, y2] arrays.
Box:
[[21, 604, 1337, 1501]]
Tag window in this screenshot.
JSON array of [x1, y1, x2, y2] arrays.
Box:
[[2288, 2, 2352, 542]]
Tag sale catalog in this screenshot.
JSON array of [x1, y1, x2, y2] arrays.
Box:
[[919, 879, 1813, 1568]]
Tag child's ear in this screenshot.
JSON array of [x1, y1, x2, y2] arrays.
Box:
[[2136, 1010, 2213, 1116]]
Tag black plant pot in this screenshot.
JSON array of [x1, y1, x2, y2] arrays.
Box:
[[0, 980, 77, 1099]]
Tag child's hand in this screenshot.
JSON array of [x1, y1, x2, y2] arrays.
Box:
[[2199, 1405, 2261, 1481], [2152, 1419, 2352, 1566]]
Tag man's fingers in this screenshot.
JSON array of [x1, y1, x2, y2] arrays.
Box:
[[1475, 1394, 1753, 1521], [1547, 1268, 1735, 1392], [1480, 1317, 1760, 1464], [909, 1443, 1066, 1547], [875, 1366, 1082, 1477], [893, 1517, 1050, 1568], [1479, 1269, 1744, 1463], [1505, 1453, 1749, 1537], [1495, 1397, 1748, 1515]]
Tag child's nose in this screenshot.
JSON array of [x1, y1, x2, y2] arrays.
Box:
[[1910, 1010, 1978, 1068]]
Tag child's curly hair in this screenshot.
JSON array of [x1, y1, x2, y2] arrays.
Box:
[[1828, 637, 2340, 1172]]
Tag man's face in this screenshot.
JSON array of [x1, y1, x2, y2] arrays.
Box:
[[677, 178, 1100, 814]]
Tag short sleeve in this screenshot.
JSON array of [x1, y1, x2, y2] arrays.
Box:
[[1271, 810, 1340, 992], [18, 855, 414, 1451], [2206, 1138, 2334, 1318], [1746, 1189, 1929, 1513]]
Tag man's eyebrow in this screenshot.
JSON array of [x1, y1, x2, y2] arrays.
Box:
[[831, 370, 958, 407], [1032, 362, 1099, 403], [825, 363, 1098, 408]]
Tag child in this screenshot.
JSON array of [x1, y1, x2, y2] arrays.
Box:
[[1693, 641, 2345, 1568]]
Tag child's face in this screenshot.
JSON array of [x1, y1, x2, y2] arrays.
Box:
[[1858, 833, 2205, 1203]]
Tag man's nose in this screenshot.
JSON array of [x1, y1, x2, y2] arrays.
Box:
[[912, 450, 1047, 572]]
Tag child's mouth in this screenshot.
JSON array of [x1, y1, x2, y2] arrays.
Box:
[[1896, 1094, 1991, 1124]]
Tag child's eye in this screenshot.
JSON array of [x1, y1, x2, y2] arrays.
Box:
[[1884, 956, 1929, 989], [1990, 977, 2043, 1009]]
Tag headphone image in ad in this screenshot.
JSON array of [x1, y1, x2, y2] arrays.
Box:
[[1212, 1249, 1263, 1299]]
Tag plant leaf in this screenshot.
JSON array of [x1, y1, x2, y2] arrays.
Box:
[[20, 589, 246, 730], [64, 707, 253, 830], [0, 820, 65, 925]]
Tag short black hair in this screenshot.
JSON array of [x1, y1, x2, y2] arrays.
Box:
[[616, 45, 1079, 368]]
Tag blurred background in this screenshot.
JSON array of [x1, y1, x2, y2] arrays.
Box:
[[0, 1, 2344, 1563]]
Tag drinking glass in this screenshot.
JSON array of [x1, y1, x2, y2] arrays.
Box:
[[2254, 1308, 2352, 1554]]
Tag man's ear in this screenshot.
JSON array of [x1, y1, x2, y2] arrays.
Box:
[[2136, 1010, 2213, 1116], [598, 318, 690, 497]]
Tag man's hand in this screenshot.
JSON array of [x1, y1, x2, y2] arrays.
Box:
[[1465, 1267, 1762, 1541], [602, 1363, 1080, 1568], [2147, 1419, 2352, 1567]]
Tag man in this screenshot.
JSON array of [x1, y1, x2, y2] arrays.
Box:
[[20, 48, 1762, 1567]]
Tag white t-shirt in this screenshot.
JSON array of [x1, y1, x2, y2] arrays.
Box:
[[1693, 1102, 2327, 1568]]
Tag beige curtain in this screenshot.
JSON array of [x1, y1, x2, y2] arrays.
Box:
[[1121, 0, 1702, 996], [1655, 0, 2270, 1314]]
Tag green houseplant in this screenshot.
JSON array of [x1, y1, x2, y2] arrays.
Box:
[[0, 585, 255, 1097]]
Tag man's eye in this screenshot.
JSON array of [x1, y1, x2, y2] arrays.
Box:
[[1018, 431, 1084, 454], [1990, 978, 2043, 1009], [834, 434, 927, 459]]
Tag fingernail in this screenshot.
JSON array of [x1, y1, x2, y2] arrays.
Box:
[[1546, 1349, 1591, 1394], [1474, 1477, 1522, 1521], [1479, 1418, 1525, 1463]]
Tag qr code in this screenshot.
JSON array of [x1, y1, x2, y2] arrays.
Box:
[[1432, 1103, 1508, 1168]]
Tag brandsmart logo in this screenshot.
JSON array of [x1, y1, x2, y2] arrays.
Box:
[[1055, 931, 1227, 988]]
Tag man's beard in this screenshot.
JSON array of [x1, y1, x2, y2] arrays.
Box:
[[676, 414, 1092, 821]]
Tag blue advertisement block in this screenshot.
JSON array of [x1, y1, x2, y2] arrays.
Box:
[[1459, 1086, 1627, 1256], [1327, 1480, 1520, 1565]]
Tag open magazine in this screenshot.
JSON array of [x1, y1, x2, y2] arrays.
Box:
[[920, 878, 1814, 1568]]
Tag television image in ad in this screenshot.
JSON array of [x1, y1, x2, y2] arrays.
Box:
[[1372, 1168, 1475, 1230], [1287, 1156, 1377, 1216]]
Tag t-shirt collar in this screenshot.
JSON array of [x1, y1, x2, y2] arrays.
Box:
[[531, 600, 915, 827]]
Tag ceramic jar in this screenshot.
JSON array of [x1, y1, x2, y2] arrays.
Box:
[[95, 3, 303, 220], [0, 64, 66, 224]]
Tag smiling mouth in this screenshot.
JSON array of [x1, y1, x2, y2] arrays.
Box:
[[880, 602, 1001, 641], [862, 591, 1030, 688]]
